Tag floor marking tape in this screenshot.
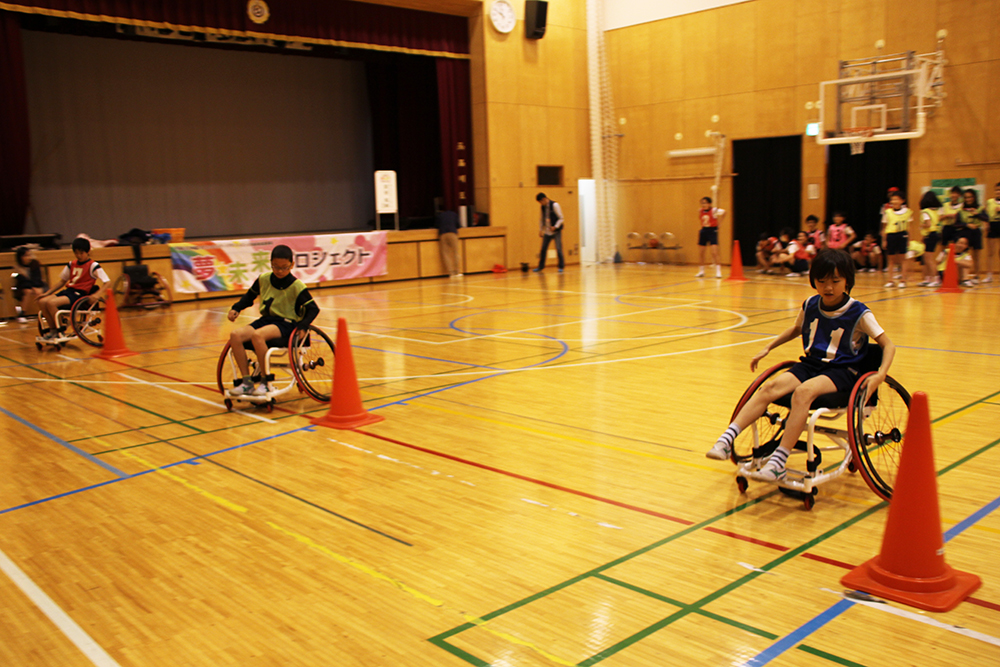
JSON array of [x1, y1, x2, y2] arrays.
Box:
[[0, 549, 123, 667]]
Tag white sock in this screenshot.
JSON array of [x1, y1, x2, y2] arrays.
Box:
[[716, 422, 742, 450], [765, 447, 790, 471]]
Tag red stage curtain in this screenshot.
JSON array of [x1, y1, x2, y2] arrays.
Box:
[[0, 0, 469, 56], [436, 57, 472, 213], [0, 10, 30, 234]]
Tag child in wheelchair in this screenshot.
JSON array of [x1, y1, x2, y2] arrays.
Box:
[[36, 237, 109, 340], [706, 248, 896, 482], [226, 245, 319, 397]]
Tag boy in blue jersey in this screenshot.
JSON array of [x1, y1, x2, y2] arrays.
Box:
[[226, 245, 320, 397], [706, 249, 896, 481]]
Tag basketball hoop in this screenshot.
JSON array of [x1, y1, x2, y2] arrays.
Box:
[[844, 127, 874, 155]]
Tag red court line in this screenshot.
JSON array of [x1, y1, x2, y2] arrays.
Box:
[[356, 429, 695, 526], [801, 552, 1000, 611], [704, 527, 789, 551]]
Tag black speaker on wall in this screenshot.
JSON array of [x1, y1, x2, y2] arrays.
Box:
[[525, 1, 547, 39]]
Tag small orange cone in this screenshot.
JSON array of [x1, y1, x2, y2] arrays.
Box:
[[841, 392, 980, 612], [93, 296, 138, 359], [725, 240, 749, 282], [936, 243, 963, 294], [310, 318, 385, 430]]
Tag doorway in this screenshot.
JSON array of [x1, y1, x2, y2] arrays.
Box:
[[825, 140, 909, 237], [732, 135, 803, 267]]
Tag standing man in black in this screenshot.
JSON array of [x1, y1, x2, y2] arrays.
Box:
[[533, 192, 565, 272]]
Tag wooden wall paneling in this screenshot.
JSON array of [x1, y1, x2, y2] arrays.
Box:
[[944, 63, 991, 165], [462, 236, 506, 272], [718, 92, 756, 140], [936, 0, 992, 65], [419, 241, 447, 277], [617, 23, 653, 109], [651, 101, 682, 176], [716, 1, 757, 95], [837, 0, 886, 61], [487, 102, 522, 187], [568, 27, 590, 111], [754, 88, 797, 137], [883, 0, 937, 55], [646, 20, 682, 105], [518, 37, 548, 108], [753, 0, 799, 91], [484, 32, 520, 105], [373, 241, 420, 282], [618, 105, 651, 180], [519, 104, 549, 184], [679, 11, 719, 99], [682, 97, 719, 158], [491, 187, 534, 268], [572, 107, 591, 183], [987, 60, 1000, 160], [795, 7, 837, 87]]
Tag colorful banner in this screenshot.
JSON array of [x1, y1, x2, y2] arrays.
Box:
[[170, 232, 388, 293]]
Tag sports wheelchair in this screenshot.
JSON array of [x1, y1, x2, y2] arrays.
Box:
[[217, 324, 335, 412], [728, 346, 910, 510], [35, 296, 104, 350], [112, 264, 172, 309]]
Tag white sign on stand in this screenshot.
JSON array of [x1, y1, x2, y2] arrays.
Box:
[[374, 170, 399, 230]]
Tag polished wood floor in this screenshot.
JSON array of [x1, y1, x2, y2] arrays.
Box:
[[1, 264, 998, 667]]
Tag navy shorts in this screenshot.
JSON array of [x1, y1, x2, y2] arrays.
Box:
[[988, 224, 1000, 239], [922, 231, 939, 255], [788, 357, 860, 394], [56, 287, 90, 307], [698, 227, 718, 246], [884, 231, 908, 256], [961, 227, 983, 250], [250, 317, 297, 347], [941, 224, 957, 246]]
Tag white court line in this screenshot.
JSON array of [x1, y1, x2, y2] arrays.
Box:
[[0, 548, 122, 667], [118, 373, 278, 424], [0, 334, 32, 346], [57, 354, 81, 362], [823, 589, 1000, 648]]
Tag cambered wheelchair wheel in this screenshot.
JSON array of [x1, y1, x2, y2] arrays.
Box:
[[289, 326, 336, 403], [729, 361, 795, 463], [71, 298, 104, 347], [847, 372, 911, 502], [216, 341, 260, 397]]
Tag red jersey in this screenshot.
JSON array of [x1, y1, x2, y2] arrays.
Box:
[[65, 259, 101, 293], [699, 207, 720, 228]]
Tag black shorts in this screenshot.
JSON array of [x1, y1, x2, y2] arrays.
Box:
[[789, 357, 860, 394], [698, 227, 718, 246], [988, 223, 1000, 239], [56, 287, 90, 307], [250, 317, 298, 347], [941, 224, 957, 245], [961, 227, 983, 250], [791, 258, 810, 274], [922, 231, 939, 255], [884, 231, 908, 256]]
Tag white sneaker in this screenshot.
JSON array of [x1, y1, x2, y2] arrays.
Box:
[[918, 279, 931, 287], [898, 281, 906, 288], [884, 281, 894, 288], [252, 383, 273, 396], [227, 382, 255, 397], [786, 272, 800, 278], [706, 441, 732, 460], [927, 279, 941, 287], [695, 268, 705, 277], [749, 464, 787, 482], [715, 266, 722, 278], [982, 274, 992, 283]]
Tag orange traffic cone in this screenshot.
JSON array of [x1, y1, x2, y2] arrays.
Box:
[[725, 240, 749, 282], [841, 392, 980, 612], [93, 296, 137, 359], [936, 243, 963, 294], [310, 318, 385, 430]]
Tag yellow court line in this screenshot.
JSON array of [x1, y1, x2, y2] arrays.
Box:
[[100, 440, 578, 666], [107, 442, 249, 514], [416, 403, 731, 474], [934, 403, 986, 428]]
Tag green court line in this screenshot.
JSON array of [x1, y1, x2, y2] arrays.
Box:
[[431, 386, 1000, 666], [594, 573, 868, 667]]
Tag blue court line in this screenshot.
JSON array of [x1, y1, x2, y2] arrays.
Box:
[[742, 599, 855, 667], [354, 345, 507, 371], [0, 405, 128, 478], [0, 427, 312, 516], [741, 491, 1000, 666]]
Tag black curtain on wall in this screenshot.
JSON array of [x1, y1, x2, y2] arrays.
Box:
[[826, 140, 909, 237], [732, 135, 803, 267], [0, 11, 31, 235], [366, 56, 442, 222], [436, 57, 472, 213]]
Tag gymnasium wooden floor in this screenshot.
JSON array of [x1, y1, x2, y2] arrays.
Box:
[[1, 264, 998, 667]]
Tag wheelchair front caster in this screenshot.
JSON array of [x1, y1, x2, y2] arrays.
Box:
[[224, 398, 233, 411], [265, 401, 274, 413], [803, 494, 815, 510], [736, 476, 749, 493]]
